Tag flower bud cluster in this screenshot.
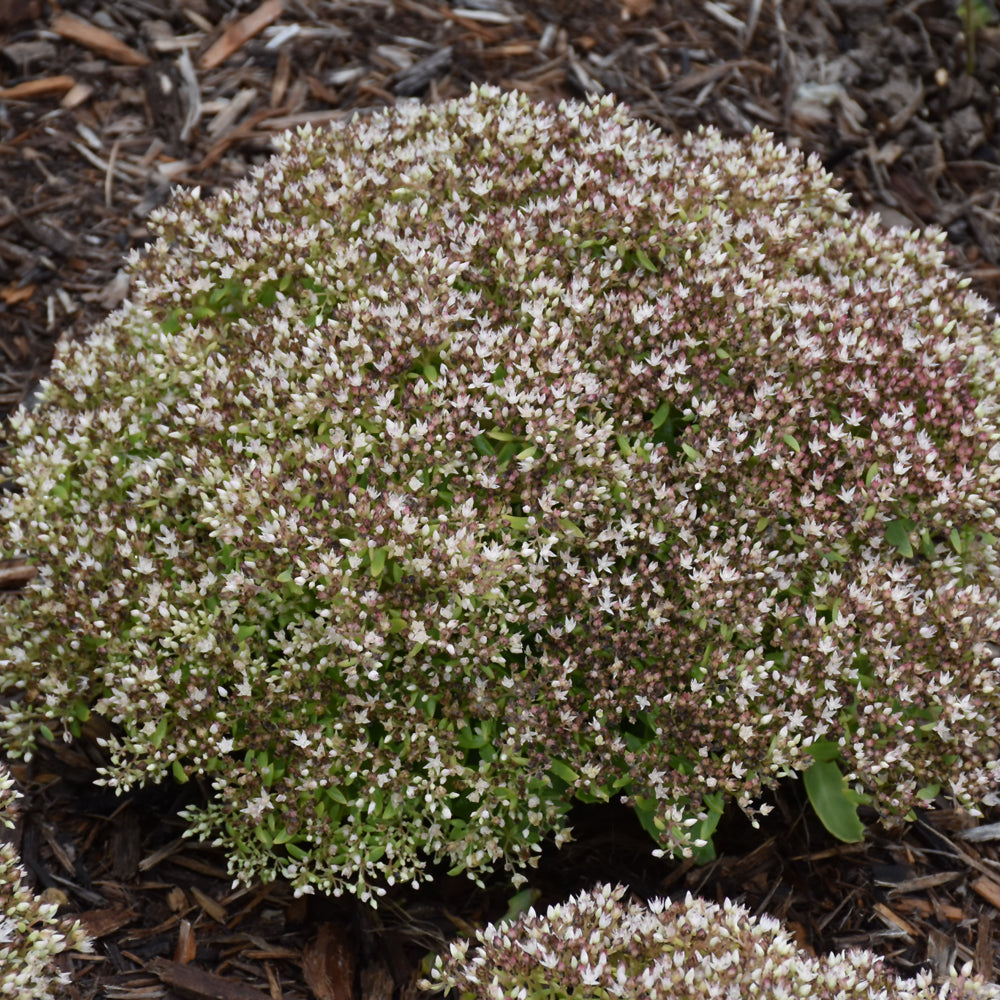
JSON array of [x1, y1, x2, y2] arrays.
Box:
[[2, 85, 999, 901], [0, 765, 92, 996], [422, 883, 1000, 999]]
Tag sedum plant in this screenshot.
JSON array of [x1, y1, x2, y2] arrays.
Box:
[[421, 883, 1000, 999], [0, 764, 92, 997], [1, 85, 1000, 902]]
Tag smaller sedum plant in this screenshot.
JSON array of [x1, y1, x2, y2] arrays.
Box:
[[0, 764, 92, 998], [422, 883, 1000, 1000]]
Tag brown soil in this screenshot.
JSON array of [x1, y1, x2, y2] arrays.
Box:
[[1, 1, 999, 998]]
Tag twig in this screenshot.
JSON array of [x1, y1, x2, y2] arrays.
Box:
[[105, 138, 121, 208], [199, 0, 285, 71]]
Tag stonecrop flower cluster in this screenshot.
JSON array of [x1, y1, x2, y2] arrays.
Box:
[[422, 883, 1000, 999], [0, 765, 91, 997], [2, 85, 1000, 901]]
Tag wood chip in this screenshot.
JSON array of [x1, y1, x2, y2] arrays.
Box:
[[199, 0, 285, 71], [174, 918, 198, 964], [270, 48, 291, 107], [242, 945, 301, 961], [0, 561, 37, 589], [148, 958, 272, 1000], [60, 81, 95, 109], [168, 853, 234, 880], [151, 33, 204, 53], [568, 51, 604, 95], [206, 88, 258, 137], [975, 910, 993, 979], [488, 41, 536, 57], [670, 58, 774, 96], [138, 838, 184, 873], [302, 923, 354, 1000], [167, 887, 189, 913], [450, 6, 519, 23], [78, 906, 136, 939], [619, 0, 655, 19], [928, 925, 957, 979], [51, 13, 150, 67], [971, 875, 1000, 909], [885, 871, 964, 893], [264, 963, 282, 999], [197, 106, 283, 171], [741, 0, 763, 49], [393, 0, 448, 20], [872, 902, 919, 938], [190, 885, 227, 923], [894, 895, 966, 922], [177, 48, 202, 143], [704, 0, 745, 31], [0, 76, 76, 100], [308, 74, 344, 106], [959, 820, 1000, 842], [0, 283, 35, 303], [392, 46, 453, 96]]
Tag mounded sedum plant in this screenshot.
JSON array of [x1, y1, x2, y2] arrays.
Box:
[[0, 764, 91, 997], [422, 883, 1000, 1000], [2, 85, 1000, 902]]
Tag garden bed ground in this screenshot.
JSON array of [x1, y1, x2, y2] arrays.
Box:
[[1, 1, 1000, 998]]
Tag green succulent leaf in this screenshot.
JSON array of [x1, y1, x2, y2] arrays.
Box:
[[884, 518, 914, 558], [500, 887, 541, 927], [549, 760, 579, 785], [691, 792, 726, 863], [805, 739, 841, 763], [634, 247, 657, 272], [802, 759, 866, 843], [368, 546, 387, 578]]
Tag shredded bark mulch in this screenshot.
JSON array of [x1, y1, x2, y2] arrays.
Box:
[[2, 1, 1000, 998]]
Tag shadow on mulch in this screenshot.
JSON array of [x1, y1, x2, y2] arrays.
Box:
[[10, 732, 999, 999]]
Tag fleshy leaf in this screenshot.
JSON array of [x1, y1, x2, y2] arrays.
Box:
[[803, 759, 866, 843]]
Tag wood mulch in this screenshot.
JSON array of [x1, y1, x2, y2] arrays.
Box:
[[1, 1, 1000, 997]]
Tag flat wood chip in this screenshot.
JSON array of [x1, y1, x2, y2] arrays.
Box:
[[199, 0, 284, 71], [0, 74, 75, 99], [50, 13, 150, 67], [148, 958, 273, 1000]]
